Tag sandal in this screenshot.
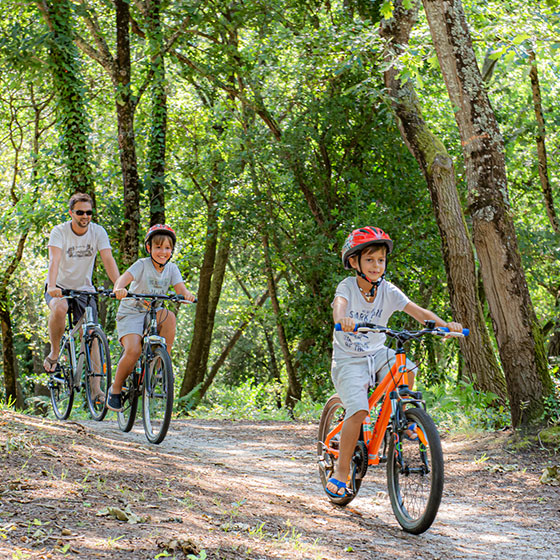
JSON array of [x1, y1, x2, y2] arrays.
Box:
[[404, 422, 419, 441], [325, 477, 351, 499], [43, 355, 58, 373], [92, 392, 106, 406]]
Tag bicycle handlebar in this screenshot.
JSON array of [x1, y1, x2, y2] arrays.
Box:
[[334, 322, 469, 338], [60, 288, 113, 298], [118, 291, 197, 303]]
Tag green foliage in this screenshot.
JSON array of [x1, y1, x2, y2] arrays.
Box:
[[422, 380, 510, 432]]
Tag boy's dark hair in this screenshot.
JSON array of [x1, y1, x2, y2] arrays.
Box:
[[149, 232, 175, 249], [69, 192, 94, 210]]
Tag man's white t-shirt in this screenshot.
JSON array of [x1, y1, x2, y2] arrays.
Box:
[[48, 221, 111, 291], [117, 258, 183, 315], [332, 276, 410, 358]]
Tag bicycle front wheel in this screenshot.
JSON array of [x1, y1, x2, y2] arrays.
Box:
[[317, 394, 362, 506], [84, 327, 111, 421], [142, 346, 173, 444], [49, 340, 74, 420], [386, 407, 444, 534], [117, 366, 139, 433]]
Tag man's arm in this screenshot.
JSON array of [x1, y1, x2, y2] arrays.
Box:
[[46, 246, 63, 297], [99, 248, 120, 284]]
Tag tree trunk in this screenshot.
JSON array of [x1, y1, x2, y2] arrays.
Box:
[[36, 0, 95, 198], [262, 233, 301, 410], [146, 0, 166, 225], [0, 234, 28, 409], [196, 283, 272, 403], [380, 0, 506, 398], [422, 0, 553, 425], [179, 191, 219, 398], [528, 48, 558, 234], [115, 0, 141, 266]]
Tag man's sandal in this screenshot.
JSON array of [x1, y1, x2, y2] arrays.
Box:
[[43, 356, 58, 373], [325, 477, 351, 499]]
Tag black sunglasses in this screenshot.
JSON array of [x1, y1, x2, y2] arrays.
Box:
[[74, 210, 93, 216]]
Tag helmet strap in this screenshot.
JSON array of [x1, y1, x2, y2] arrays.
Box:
[[147, 241, 173, 269], [356, 251, 385, 296]]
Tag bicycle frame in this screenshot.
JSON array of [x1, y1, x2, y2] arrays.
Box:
[[322, 346, 417, 466], [61, 295, 98, 387]]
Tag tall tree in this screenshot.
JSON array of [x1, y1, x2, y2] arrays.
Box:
[[528, 47, 558, 234], [72, 0, 142, 265], [380, 0, 506, 398], [144, 0, 167, 225], [35, 0, 95, 197], [422, 0, 553, 425]]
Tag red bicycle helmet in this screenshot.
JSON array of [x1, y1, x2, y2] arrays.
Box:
[[341, 227, 393, 269], [144, 224, 176, 246]]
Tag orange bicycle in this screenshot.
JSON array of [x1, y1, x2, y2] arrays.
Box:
[[317, 320, 468, 534]]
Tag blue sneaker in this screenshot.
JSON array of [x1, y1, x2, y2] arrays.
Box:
[[107, 391, 123, 412]]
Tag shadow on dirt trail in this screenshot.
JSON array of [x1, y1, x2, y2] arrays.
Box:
[[1, 410, 559, 559]]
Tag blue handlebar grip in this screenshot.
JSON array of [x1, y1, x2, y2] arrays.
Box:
[[334, 323, 360, 332], [439, 327, 470, 336]]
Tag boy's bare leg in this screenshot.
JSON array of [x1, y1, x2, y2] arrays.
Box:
[[156, 309, 176, 353], [110, 334, 142, 394], [326, 409, 368, 495], [44, 298, 68, 371]]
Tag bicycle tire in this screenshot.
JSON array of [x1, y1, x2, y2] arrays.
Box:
[[142, 345, 173, 444], [117, 366, 139, 432], [317, 394, 362, 506], [49, 340, 74, 420], [84, 327, 111, 421], [386, 407, 444, 534]]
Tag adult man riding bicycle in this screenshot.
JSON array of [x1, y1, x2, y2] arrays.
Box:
[[44, 193, 120, 401]]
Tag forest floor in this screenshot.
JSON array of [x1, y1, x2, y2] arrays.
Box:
[[1, 409, 559, 560]]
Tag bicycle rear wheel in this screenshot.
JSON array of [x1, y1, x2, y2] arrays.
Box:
[[117, 366, 139, 432], [386, 407, 444, 534], [142, 346, 173, 444], [49, 340, 74, 420], [84, 327, 111, 421], [317, 394, 362, 506]]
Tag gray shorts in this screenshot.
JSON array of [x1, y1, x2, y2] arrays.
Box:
[[116, 311, 148, 341], [331, 347, 416, 419]]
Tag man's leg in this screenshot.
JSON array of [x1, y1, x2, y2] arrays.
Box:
[[44, 298, 68, 371]]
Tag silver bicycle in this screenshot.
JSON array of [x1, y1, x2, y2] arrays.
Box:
[[48, 289, 112, 421]]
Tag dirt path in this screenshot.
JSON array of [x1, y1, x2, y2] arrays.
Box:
[[1, 410, 559, 559]]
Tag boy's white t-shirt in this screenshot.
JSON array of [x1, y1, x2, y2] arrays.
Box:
[[48, 221, 111, 291], [117, 258, 183, 315], [332, 276, 410, 358]]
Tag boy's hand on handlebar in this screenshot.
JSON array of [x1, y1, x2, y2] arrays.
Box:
[[444, 321, 463, 333], [113, 288, 128, 300], [337, 317, 356, 332], [183, 292, 197, 303]]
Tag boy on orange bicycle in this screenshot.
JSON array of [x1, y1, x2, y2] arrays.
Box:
[[326, 226, 463, 499]]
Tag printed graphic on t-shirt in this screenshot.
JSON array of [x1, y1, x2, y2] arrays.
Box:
[[67, 244, 95, 258], [147, 278, 167, 293], [341, 309, 385, 353]]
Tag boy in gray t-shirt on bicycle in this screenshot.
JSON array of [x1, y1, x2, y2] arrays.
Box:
[[107, 224, 196, 412], [326, 226, 463, 499]]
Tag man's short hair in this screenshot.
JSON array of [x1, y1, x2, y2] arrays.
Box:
[[69, 192, 94, 210]]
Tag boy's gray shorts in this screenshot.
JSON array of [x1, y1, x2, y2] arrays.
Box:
[[116, 312, 147, 341], [331, 347, 416, 420]]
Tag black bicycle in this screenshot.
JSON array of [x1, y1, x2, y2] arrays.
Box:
[[115, 292, 192, 444], [48, 289, 112, 421]]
